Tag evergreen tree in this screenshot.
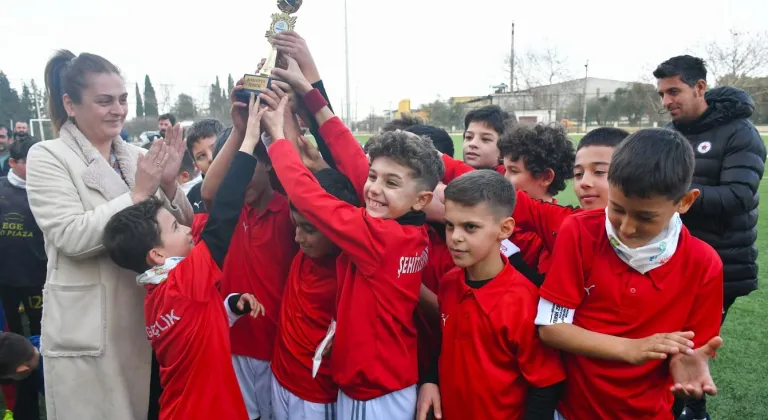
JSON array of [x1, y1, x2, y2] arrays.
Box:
[[135, 83, 145, 117], [143, 75, 159, 117], [0, 72, 21, 126], [30, 79, 46, 118], [19, 84, 35, 123]]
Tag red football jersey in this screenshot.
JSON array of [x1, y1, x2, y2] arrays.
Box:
[[221, 195, 298, 361], [271, 251, 338, 404], [273, 118, 426, 400], [438, 258, 565, 419], [540, 210, 723, 420], [144, 243, 248, 420], [440, 153, 474, 184]]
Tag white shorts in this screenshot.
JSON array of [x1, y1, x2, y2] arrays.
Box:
[[337, 385, 416, 420], [233, 355, 273, 420], [553, 410, 567, 420], [271, 373, 338, 420]]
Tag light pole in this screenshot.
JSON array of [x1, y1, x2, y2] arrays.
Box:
[[581, 60, 589, 133], [344, 0, 352, 126]]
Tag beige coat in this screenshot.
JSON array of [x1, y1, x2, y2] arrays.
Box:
[[25, 122, 193, 420]]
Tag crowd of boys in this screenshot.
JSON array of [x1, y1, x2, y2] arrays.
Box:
[[0, 32, 765, 420]]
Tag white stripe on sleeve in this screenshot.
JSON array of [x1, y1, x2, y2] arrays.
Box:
[[224, 293, 243, 327], [535, 297, 575, 326]]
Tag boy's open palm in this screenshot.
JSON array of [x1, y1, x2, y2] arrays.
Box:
[[160, 124, 186, 186], [243, 94, 267, 150], [669, 336, 722, 399], [261, 96, 290, 142], [623, 331, 696, 365], [416, 383, 442, 420]]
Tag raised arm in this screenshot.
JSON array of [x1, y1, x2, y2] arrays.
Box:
[[200, 76, 251, 210], [513, 190, 581, 252], [272, 60, 369, 199], [201, 97, 264, 268], [689, 124, 766, 216], [272, 31, 337, 169]]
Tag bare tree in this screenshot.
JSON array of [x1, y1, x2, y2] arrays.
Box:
[[158, 84, 173, 114], [703, 29, 768, 87], [504, 47, 571, 91]]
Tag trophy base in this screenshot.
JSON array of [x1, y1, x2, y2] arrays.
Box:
[[236, 73, 272, 102]]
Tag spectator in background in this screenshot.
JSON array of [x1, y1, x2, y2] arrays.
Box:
[[26, 49, 192, 420], [0, 135, 47, 339], [158, 113, 176, 138], [178, 150, 199, 195], [654, 55, 767, 420], [14, 122, 29, 137], [0, 125, 10, 177]]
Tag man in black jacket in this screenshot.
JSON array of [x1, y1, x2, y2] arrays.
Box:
[[655, 55, 767, 420]]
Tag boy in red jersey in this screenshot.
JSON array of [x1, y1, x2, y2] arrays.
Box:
[[416, 170, 565, 420], [536, 129, 723, 420], [202, 81, 300, 420], [102, 96, 269, 420], [263, 58, 444, 420], [270, 166, 360, 420]]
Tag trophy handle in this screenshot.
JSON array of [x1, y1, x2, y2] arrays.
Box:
[[260, 47, 279, 76]]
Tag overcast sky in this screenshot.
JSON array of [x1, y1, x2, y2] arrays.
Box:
[[2, 0, 767, 119]]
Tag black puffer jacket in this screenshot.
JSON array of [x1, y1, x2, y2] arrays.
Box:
[[668, 86, 766, 298]]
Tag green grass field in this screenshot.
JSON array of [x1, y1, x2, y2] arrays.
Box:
[[354, 132, 768, 419]]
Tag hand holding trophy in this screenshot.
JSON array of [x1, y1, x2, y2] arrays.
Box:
[[237, 0, 303, 103]]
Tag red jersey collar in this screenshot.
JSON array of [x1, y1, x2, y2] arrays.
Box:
[[606, 227, 689, 290], [459, 255, 519, 315]]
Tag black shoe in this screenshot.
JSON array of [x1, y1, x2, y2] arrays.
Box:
[[678, 408, 711, 420]]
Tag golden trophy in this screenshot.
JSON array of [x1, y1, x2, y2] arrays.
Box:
[[239, 0, 302, 99]]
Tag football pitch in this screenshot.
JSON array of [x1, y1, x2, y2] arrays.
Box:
[[355, 132, 768, 419]]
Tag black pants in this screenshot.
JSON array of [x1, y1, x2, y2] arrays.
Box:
[[0, 285, 43, 336], [679, 295, 739, 418], [148, 351, 163, 420]]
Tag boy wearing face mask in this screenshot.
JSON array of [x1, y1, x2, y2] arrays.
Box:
[[535, 129, 723, 420]]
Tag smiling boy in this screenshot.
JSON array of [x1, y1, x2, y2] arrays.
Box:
[[263, 59, 445, 419]]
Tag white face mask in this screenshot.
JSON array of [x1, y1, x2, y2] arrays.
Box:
[[136, 257, 184, 286], [605, 209, 682, 274]]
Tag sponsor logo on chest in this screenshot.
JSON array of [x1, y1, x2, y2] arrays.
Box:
[[146, 309, 181, 340], [397, 246, 429, 278]]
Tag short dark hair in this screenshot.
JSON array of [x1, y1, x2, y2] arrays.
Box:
[[445, 170, 516, 218], [382, 114, 424, 132], [367, 130, 444, 191], [9, 135, 40, 161], [464, 105, 516, 135], [608, 128, 694, 201], [103, 197, 164, 273], [44, 50, 121, 133], [653, 55, 707, 87], [0, 332, 36, 377], [186, 119, 224, 154], [290, 168, 359, 212], [159, 113, 177, 125], [577, 127, 630, 151], [179, 150, 196, 176], [406, 125, 454, 157], [498, 124, 575, 195]]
